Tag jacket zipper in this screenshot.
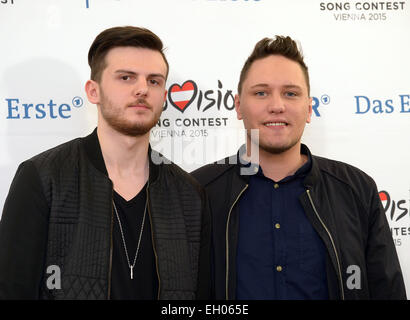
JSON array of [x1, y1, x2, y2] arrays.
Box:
[[107, 192, 114, 300], [146, 185, 161, 300], [306, 189, 345, 300], [225, 184, 248, 300]]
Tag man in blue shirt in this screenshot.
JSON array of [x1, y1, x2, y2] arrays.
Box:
[[192, 36, 406, 300]]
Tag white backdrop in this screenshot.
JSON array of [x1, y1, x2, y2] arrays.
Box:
[[0, 0, 409, 298]]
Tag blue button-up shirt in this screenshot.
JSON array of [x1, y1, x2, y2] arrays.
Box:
[[236, 152, 328, 300]]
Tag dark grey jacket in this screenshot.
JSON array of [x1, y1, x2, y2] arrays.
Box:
[[192, 144, 406, 300], [0, 129, 211, 299]]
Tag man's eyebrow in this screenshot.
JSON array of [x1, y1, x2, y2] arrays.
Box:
[[149, 73, 166, 80], [250, 83, 303, 90], [114, 70, 166, 79], [283, 84, 302, 90], [115, 69, 136, 75], [250, 83, 270, 89]]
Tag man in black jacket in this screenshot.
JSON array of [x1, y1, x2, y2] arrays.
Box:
[[192, 36, 406, 300], [0, 26, 211, 300]]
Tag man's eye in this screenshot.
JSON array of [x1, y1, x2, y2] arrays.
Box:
[[255, 91, 266, 97], [121, 75, 130, 81], [149, 79, 159, 85], [285, 91, 297, 97]]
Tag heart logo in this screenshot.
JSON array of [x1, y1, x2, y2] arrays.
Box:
[[168, 80, 198, 113], [379, 191, 388, 202]]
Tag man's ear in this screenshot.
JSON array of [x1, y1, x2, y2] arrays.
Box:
[[235, 94, 243, 120], [306, 97, 313, 123], [85, 80, 100, 104]]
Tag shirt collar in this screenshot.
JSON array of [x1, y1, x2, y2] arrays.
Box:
[[238, 144, 312, 183], [81, 127, 160, 183]]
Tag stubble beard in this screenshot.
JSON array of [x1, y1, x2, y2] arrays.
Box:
[[99, 93, 162, 137], [247, 129, 301, 155]]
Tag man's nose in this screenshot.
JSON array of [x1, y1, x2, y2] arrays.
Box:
[[133, 78, 148, 97], [267, 92, 285, 113]]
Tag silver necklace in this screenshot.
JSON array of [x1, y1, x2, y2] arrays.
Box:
[[113, 193, 148, 280]]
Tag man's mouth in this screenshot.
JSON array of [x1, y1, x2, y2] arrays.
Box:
[[264, 122, 288, 127], [130, 104, 148, 108], [129, 101, 150, 109]]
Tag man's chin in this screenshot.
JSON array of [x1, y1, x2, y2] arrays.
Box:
[[258, 140, 299, 155], [109, 120, 157, 137], [117, 126, 151, 137], [260, 145, 290, 155]]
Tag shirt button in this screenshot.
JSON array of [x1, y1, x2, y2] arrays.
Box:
[[276, 266, 283, 272], [273, 183, 279, 189], [275, 223, 281, 229]]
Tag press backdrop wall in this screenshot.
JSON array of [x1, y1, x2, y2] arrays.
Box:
[[1, 0, 409, 297]]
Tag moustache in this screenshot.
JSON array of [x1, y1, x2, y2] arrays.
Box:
[[127, 99, 152, 109]]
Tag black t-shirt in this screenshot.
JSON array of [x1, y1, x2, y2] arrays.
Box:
[[110, 184, 158, 299]]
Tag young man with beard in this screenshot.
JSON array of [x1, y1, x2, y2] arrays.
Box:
[[0, 26, 210, 300], [192, 36, 406, 300]]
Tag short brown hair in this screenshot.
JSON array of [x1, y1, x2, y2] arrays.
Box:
[[238, 36, 310, 95], [88, 26, 169, 82]]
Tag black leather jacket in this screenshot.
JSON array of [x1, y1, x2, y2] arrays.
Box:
[[192, 144, 406, 300], [0, 129, 211, 299]]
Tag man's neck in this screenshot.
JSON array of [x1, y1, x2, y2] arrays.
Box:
[[97, 124, 150, 200], [250, 142, 307, 182]]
